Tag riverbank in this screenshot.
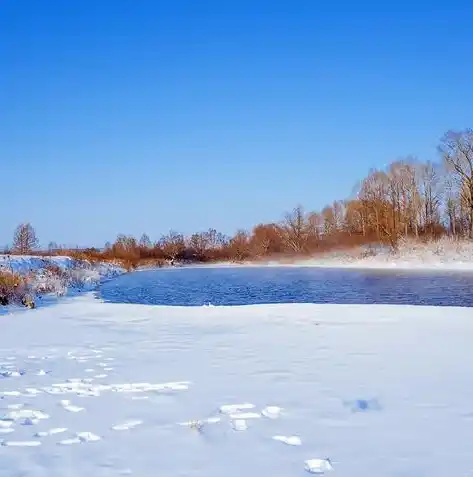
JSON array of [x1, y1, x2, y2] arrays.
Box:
[[196, 238, 473, 272], [0, 254, 125, 312]]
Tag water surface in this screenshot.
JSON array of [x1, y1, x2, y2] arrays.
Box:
[[99, 267, 473, 307]]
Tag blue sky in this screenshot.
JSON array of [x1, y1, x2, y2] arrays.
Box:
[[1, 0, 472, 247]]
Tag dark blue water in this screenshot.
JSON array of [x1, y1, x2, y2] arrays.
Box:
[[99, 266, 473, 307]]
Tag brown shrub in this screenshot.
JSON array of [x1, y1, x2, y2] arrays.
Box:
[[0, 271, 27, 306]]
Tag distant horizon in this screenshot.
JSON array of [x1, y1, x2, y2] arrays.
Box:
[[2, 0, 473, 245]]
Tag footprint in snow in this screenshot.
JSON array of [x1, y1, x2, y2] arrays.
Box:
[[1, 440, 41, 447], [0, 428, 15, 434], [7, 403, 24, 410], [261, 406, 283, 419], [57, 438, 82, 445], [272, 435, 302, 446], [219, 403, 255, 414], [35, 428, 68, 437], [178, 417, 221, 429], [58, 432, 100, 445], [59, 400, 84, 413], [7, 409, 49, 421], [24, 388, 42, 396], [344, 398, 381, 412], [304, 458, 334, 474], [21, 418, 39, 426], [111, 420, 143, 431], [228, 412, 261, 420], [231, 419, 248, 431]]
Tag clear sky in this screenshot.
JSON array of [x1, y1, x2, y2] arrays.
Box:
[[1, 0, 473, 248]]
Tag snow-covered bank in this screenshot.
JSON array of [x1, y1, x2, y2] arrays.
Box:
[[201, 238, 473, 271], [293, 238, 473, 270], [1, 295, 472, 476], [0, 254, 125, 309]]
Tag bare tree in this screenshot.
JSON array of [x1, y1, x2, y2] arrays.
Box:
[[228, 230, 250, 261], [279, 205, 309, 253], [139, 233, 152, 249], [13, 223, 39, 254], [416, 161, 442, 234], [439, 129, 473, 238], [188, 232, 210, 258], [159, 230, 185, 261], [47, 241, 58, 255], [358, 169, 390, 240], [250, 223, 283, 257]]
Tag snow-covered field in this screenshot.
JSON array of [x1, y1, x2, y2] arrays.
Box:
[[1, 294, 472, 476]]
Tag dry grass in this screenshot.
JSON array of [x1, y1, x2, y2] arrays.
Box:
[[0, 271, 29, 306]]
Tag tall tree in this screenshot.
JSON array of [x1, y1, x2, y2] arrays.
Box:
[[439, 129, 473, 238], [13, 223, 39, 254], [139, 233, 152, 249], [48, 241, 58, 254], [280, 205, 309, 253], [416, 161, 442, 234], [159, 230, 185, 260]]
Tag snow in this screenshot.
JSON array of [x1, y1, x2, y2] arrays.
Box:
[[0, 254, 124, 280], [0, 255, 72, 274], [205, 238, 473, 271], [290, 238, 473, 270], [1, 294, 473, 476], [0, 254, 124, 305]]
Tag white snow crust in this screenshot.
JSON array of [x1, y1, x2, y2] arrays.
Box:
[[1, 293, 472, 476]]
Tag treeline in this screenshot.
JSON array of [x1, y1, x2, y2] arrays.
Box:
[[5, 128, 473, 267]]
